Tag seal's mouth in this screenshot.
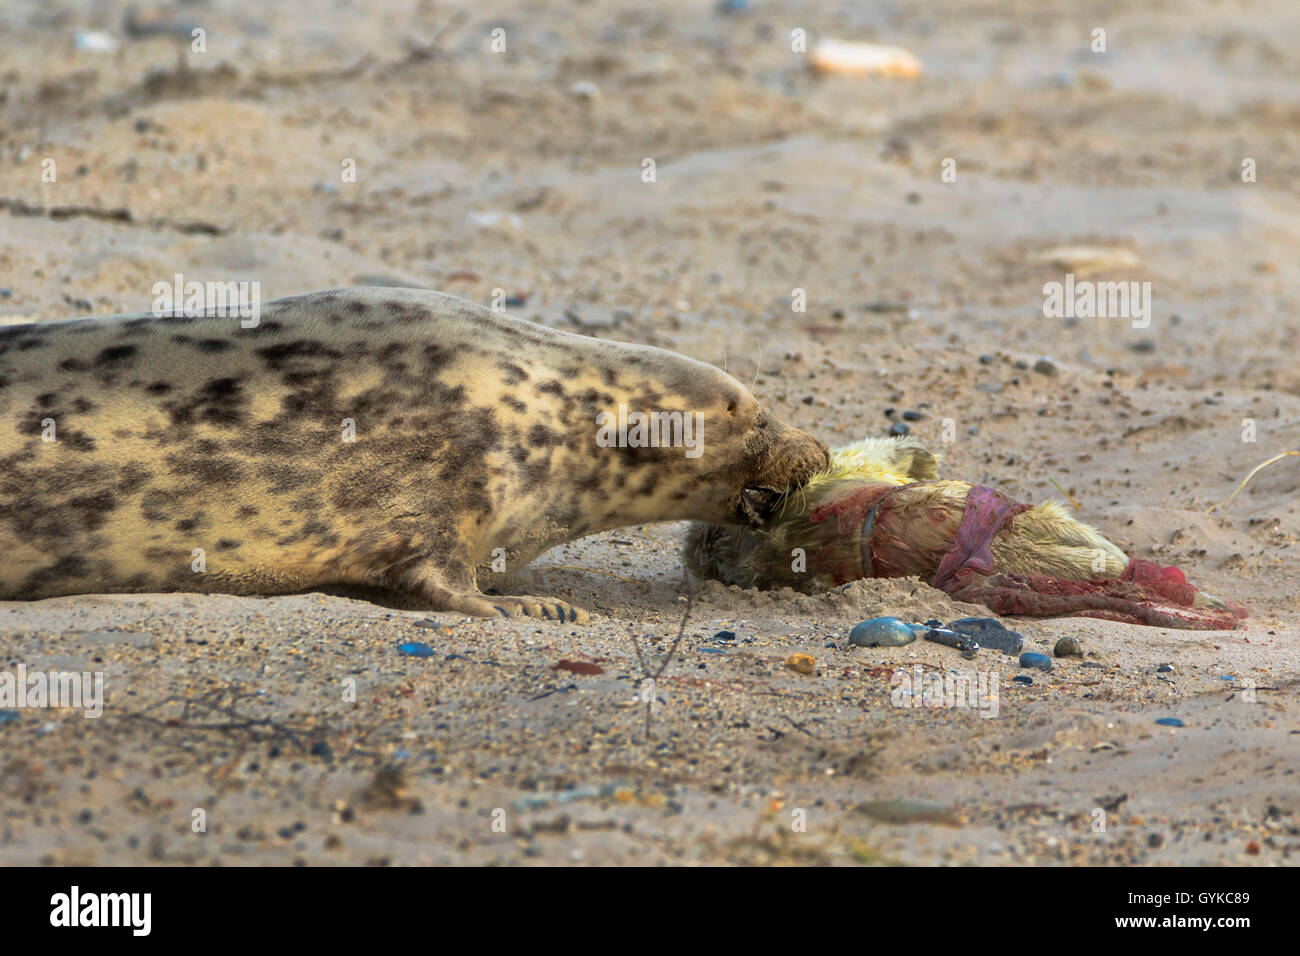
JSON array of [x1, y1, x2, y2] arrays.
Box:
[[738, 485, 784, 525]]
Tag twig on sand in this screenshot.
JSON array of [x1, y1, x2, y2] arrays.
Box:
[[1205, 450, 1299, 514], [628, 569, 694, 741], [124, 686, 319, 756]]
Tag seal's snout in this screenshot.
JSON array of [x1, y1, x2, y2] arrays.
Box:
[[739, 420, 829, 524]]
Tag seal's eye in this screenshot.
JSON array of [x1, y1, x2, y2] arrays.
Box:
[[726, 401, 737, 415]]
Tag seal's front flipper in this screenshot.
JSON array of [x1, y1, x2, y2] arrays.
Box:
[[398, 562, 589, 623]]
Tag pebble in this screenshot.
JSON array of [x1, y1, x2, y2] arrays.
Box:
[[849, 617, 921, 648], [947, 617, 1024, 654], [1019, 652, 1052, 672], [1012, 675, 1034, 685], [713, 630, 737, 643], [888, 422, 910, 437], [856, 799, 958, 825], [924, 627, 978, 657], [1053, 636, 1083, 658], [310, 741, 334, 761], [1033, 357, 1058, 375], [1155, 718, 1185, 728], [1156, 664, 1174, 673], [901, 409, 923, 421], [0, 710, 18, 725], [397, 641, 437, 658], [785, 654, 816, 675]]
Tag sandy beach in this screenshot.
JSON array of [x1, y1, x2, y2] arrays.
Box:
[[0, 0, 1297, 864]]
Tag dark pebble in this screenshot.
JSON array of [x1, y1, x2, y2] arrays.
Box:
[[1155, 718, 1184, 728], [888, 422, 910, 437], [713, 630, 736, 643], [924, 627, 979, 655], [1019, 652, 1052, 672], [1156, 664, 1174, 673], [310, 741, 334, 761], [947, 617, 1024, 654], [1012, 675, 1034, 685], [901, 409, 923, 421], [1053, 636, 1083, 658]]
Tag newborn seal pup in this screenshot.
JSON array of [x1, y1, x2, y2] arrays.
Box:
[[0, 288, 828, 621]]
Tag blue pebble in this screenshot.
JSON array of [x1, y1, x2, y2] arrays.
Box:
[[1156, 664, 1174, 673], [1011, 675, 1033, 685], [1155, 717, 1185, 728], [397, 641, 436, 658], [849, 617, 922, 647], [1019, 652, 1052, 672], [0, 710, 18, 725]]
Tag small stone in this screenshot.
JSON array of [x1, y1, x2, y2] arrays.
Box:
[[713, 630, 737, 643], [310, 741, 334, 761], [901, 409, 923, 421], [1156, 664, 1174, 673], [947, 617, 1023, 654], [888, 422, 910, 437], [1054, 636, 1083, 658], [1011, 675, 1034, 685], [856, 799, 958, 826], [1147, 832, 1165, 849], [785, 654, 816, 675], [397, 641, 436, 658], [0, 710, 18, 725], [849, 617, 921, 648], [1155, 717, 1184, 728], [924, 627, 978, 656], [1019, 652, 1052, 672], [1032, 357, 1058, 375]]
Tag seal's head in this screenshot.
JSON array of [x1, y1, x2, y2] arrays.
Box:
[[596, 345, 828, 528]]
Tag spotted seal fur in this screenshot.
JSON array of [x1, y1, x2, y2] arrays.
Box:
[[0, 288, 828, 621]]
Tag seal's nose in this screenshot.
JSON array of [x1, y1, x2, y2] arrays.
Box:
[[756, 420, 829, 490]]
